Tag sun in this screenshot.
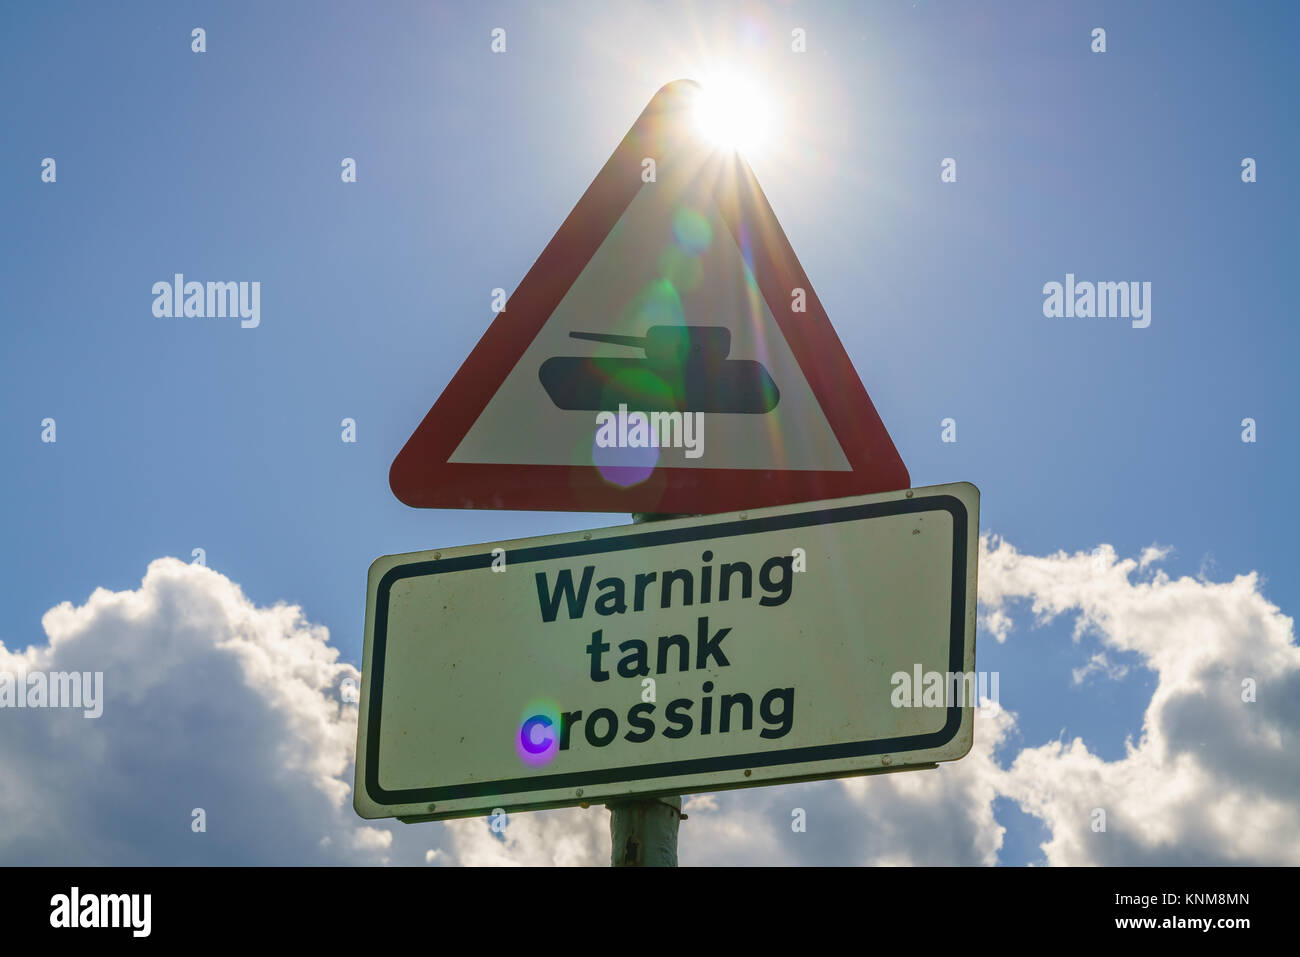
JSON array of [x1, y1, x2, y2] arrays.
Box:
[[691, 72, 770, 156]]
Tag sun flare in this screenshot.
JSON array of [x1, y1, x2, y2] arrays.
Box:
[[691, 73, 770, 156]]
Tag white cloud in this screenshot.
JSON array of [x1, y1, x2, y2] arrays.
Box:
[[443, 808, 609, 866], [982, 534, 1300, 865], [0, 558, 424, 865], [1070, 650, 1130, 685], [667, 702, 1013, 866], [1139, 543, 1173, 570]]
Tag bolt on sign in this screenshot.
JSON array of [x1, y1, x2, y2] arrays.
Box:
[[354, 483, 978, 821]]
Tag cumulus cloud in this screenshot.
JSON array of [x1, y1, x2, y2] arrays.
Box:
[[443, 808, 608, 866], [669, 703, 1014, 866], [1138, 544, 1174, 571], [982, 534, 1300, 865], [0, 558, 428, 865], [1071, 651, 1130, 685]]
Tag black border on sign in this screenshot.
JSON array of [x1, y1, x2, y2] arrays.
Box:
[[364, 495, 968, 806]]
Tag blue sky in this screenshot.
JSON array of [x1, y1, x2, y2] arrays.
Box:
[[2, 1, 1296, 866]]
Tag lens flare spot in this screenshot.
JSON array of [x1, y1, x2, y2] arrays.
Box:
[[590, 367, 674, 488], [593, 434, 659, 488], [599, 365, 677, 411], [517, 700, 561, 766], [619, 278, 684, 329], [672, 206, 712, 255]]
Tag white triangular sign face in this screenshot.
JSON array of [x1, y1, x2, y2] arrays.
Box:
[[391, 80, 909, 512], [450, 183, 850, 473]]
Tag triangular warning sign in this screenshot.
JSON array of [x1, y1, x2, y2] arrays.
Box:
[[390, 79, 910, 513]]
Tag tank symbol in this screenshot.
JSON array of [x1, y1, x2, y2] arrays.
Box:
[[538, 326, 780, 413]]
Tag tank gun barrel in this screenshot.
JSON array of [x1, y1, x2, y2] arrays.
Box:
[[567, 326, 732, 362], [568, 331, 646, 349]]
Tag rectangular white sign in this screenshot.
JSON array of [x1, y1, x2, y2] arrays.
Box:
[[354, 483, 979, 821]]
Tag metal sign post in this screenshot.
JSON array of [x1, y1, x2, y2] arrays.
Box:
[[607, 511, 687, 867], [607, 795, 682, 867]]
